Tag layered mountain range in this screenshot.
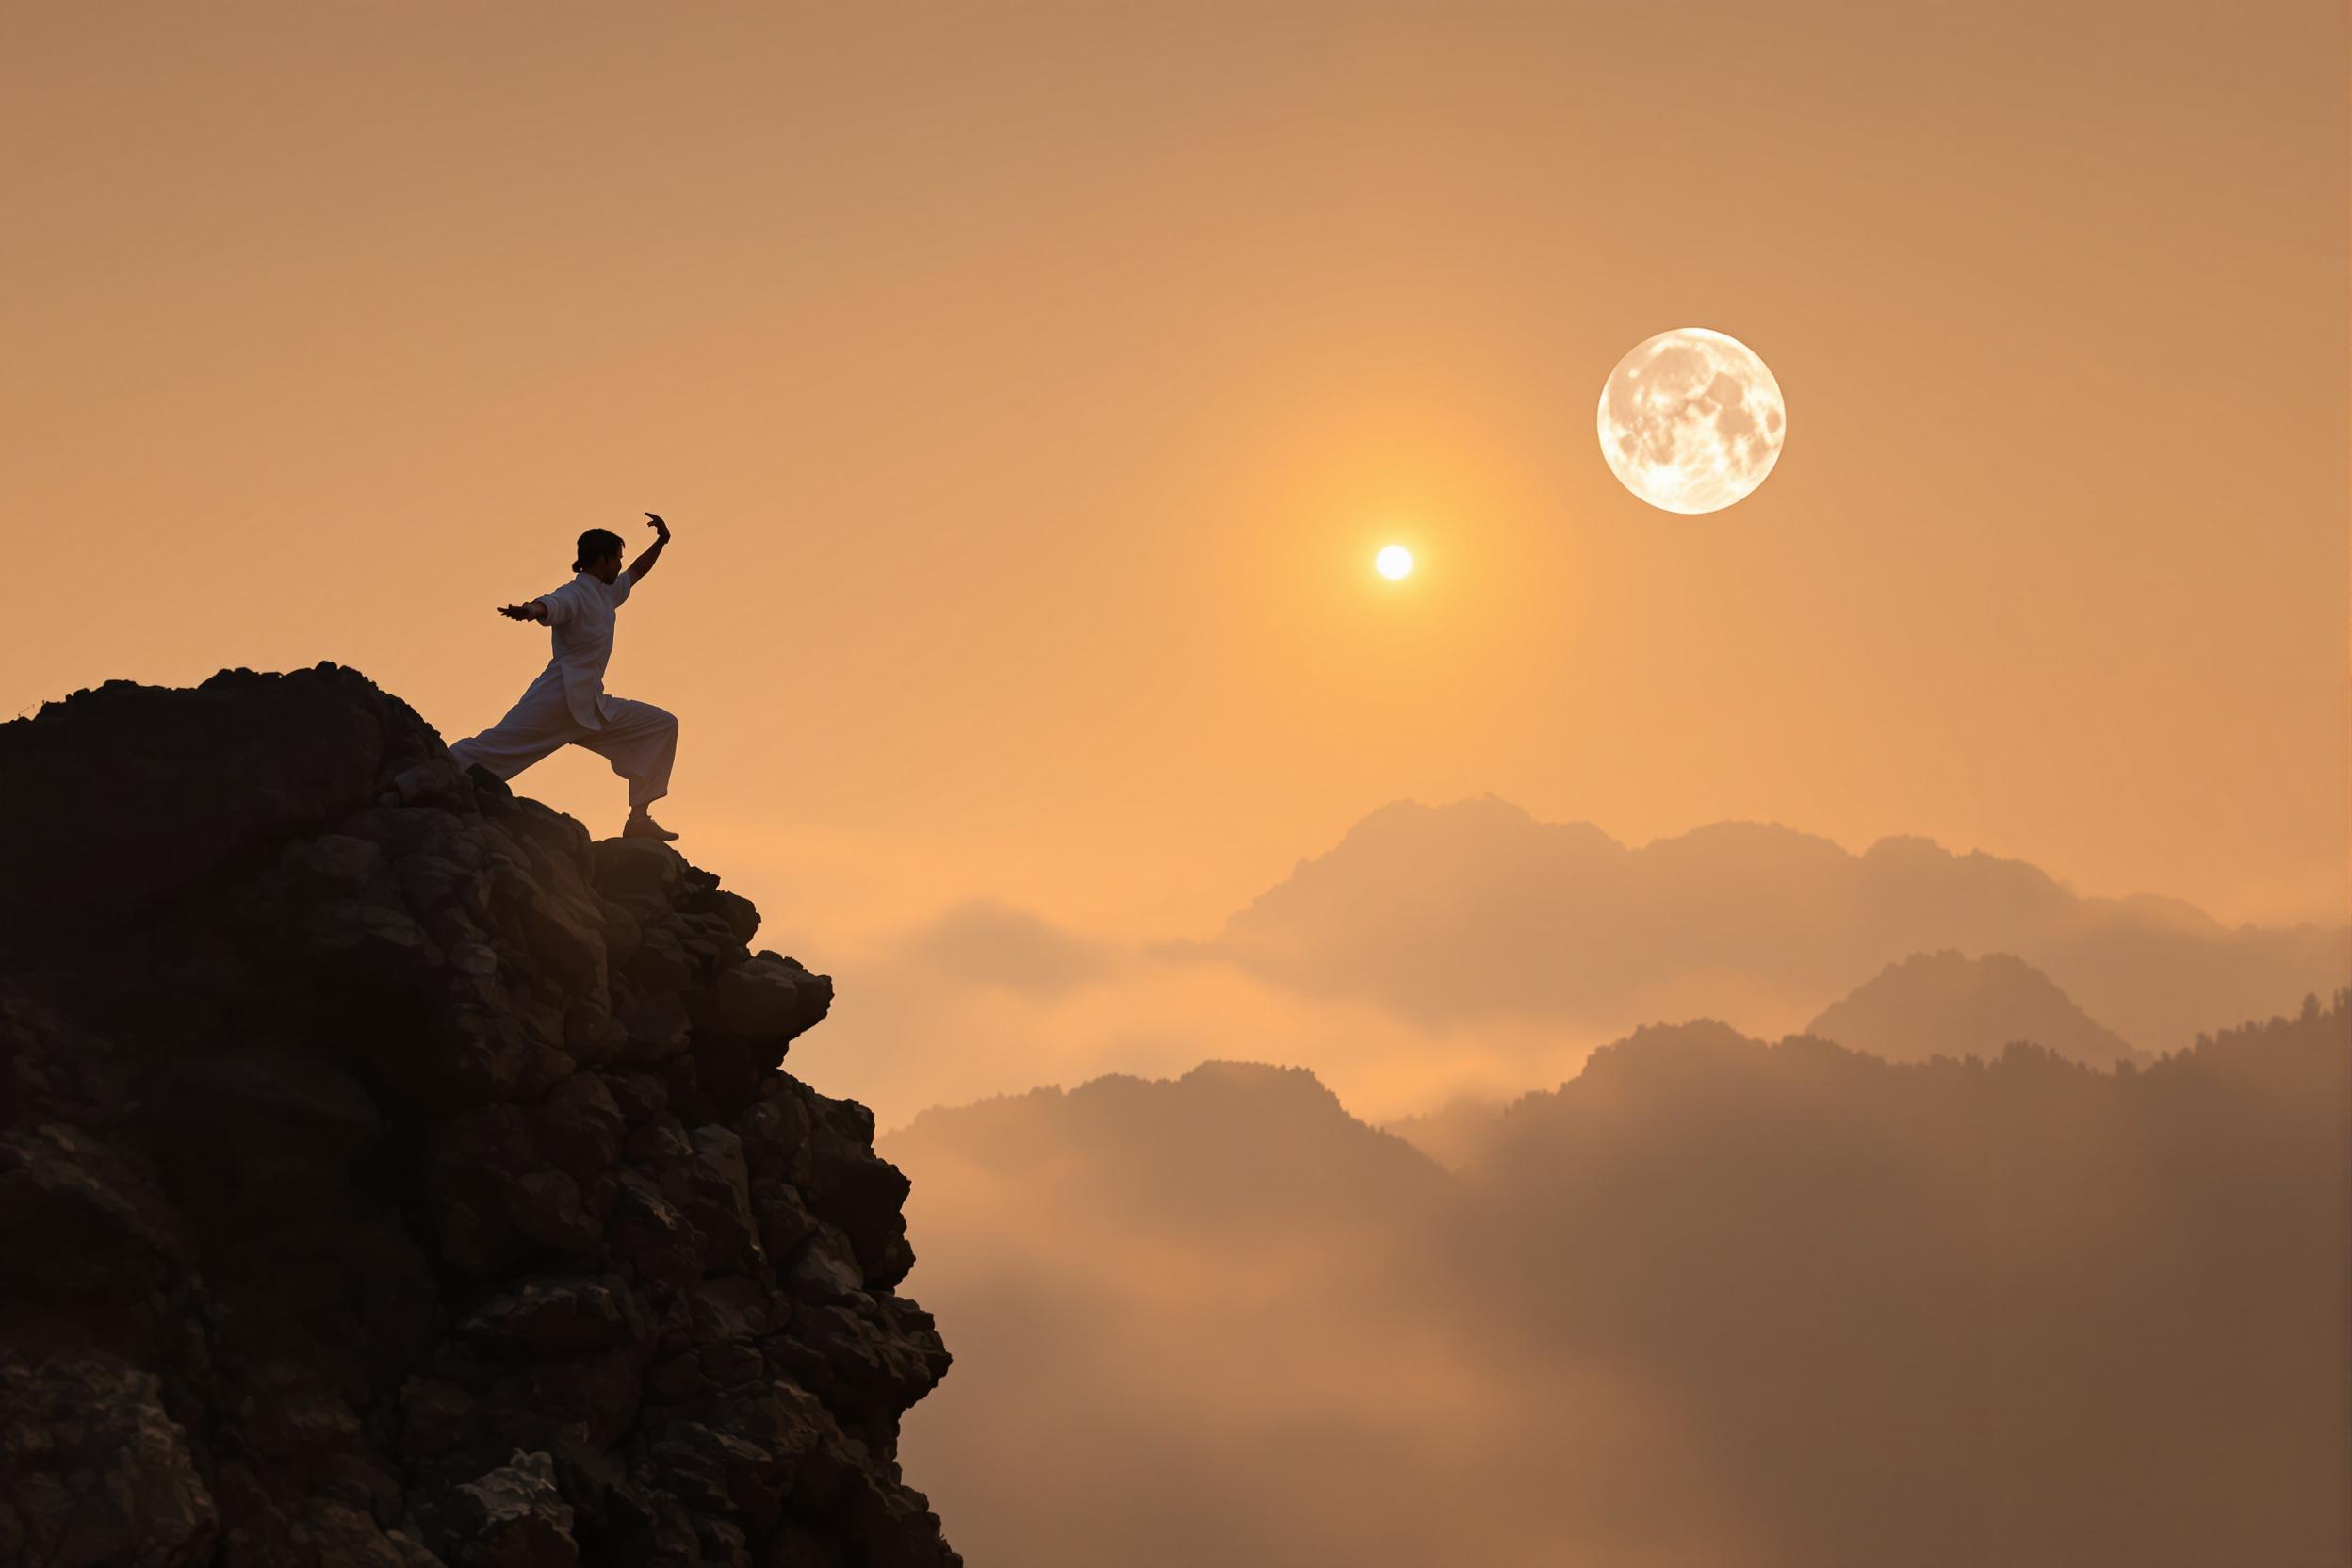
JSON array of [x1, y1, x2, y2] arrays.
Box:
[[1185, 795, 2345, 1051], [890, 1004, 2350, 1567]]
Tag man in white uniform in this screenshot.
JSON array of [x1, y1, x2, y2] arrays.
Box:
[[448, 513, 682, 841]]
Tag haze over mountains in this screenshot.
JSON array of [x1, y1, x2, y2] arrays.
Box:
[[796, 795, 2346, 1129], [1383, 948, 2152, 1167], [887, 1065, 1486, 1568], [891, 999, 2351, 1568], [1191, 796, 2344, 1052]]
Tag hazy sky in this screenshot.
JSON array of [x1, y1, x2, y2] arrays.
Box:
[[7, 2, 2344, 947]]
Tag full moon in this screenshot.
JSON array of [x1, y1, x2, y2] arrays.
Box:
[[1376, 544, 1413, 580], [1597, 327, 1786, 514]]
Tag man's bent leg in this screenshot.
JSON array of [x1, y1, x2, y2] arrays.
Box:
[[579, 698, 679, 809], [449, 708, 578, 782]]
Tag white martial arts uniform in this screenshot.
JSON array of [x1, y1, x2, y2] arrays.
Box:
[[449, 568, 678, 808]]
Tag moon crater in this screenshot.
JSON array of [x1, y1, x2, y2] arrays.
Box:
[[1597, 328, 1786, 514]]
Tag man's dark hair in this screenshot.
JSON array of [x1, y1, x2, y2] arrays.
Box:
[[573, 528, 626, 571]]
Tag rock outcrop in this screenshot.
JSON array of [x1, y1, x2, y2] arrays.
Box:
[[0, 665, 957, 1567]]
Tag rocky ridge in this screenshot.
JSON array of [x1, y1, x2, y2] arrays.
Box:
[[0, 666, 957, 1567]]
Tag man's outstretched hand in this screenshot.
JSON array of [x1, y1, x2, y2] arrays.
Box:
[[497, 602, 543, 622], [630, 512, 672, 584]]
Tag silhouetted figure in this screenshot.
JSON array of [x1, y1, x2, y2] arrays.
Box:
[[449, 513, 681, 841]]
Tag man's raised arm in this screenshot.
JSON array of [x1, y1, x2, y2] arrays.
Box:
[[629, 512, 672, 584]]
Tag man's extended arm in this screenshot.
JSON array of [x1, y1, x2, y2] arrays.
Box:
[[497, 600, 550, 623], [629, 512, 672, 583]]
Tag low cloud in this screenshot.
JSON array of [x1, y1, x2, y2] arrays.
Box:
[[887, 1002, 2352, 1568], [891, 897, 1109, 997]]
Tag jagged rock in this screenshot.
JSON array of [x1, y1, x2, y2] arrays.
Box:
[[618, 988, 695, 1064], [684, 1127, 763, 1273], [148, 1050, 384, 1229], [537, 1074, 629, 1186], [425, 1450, 578, 1568], [590, 841, 687, 909], [0, 1122, 191, 1305], [0, 667, 958, 1568], [689, 889, 761, 951], [797, 1097, 917, 1291], [609, 1172, 705, 1296], [599, 900, 646, 972], [0, 1354, 219, 1568], [458, 1278, 647, 1360], [629, 924, 700, 997], [0, 989, 125, 1135], [684, 957, 833, 1117], [0, 665, 447, 955], [697, 956, 831, 1044], [788, 1227, 870, 1307]]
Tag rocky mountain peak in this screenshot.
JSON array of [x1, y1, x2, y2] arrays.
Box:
[[0, 664, 959, 1567]]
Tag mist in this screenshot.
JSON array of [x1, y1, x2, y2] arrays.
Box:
[[888, 999, 2349, 1567]]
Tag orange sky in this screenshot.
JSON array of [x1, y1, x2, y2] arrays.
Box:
[[6, 2, 2345, 945]]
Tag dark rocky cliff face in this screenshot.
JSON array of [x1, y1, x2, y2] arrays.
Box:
[[0, 665, 958, 1568]]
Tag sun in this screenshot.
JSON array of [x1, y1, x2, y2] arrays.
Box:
[[1375, 544, 1413, 580]]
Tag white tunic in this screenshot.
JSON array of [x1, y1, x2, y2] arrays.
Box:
[[537, 568, 635, 729]]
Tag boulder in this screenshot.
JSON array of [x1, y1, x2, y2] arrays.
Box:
[[425, 1450, 579, 1568], [0, 1355, 219, 1568]]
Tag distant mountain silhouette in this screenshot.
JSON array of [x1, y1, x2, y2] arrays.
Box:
[[890, 999, 2350, 1568], [1183, 795, 2345, 1052], [1458, 1004, 2348, 1565], [892, 1060, 1447, 1236], [1805, 949, 2144, 1067]]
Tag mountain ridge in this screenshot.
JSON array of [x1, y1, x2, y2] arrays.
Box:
[[1806, 949, 2143, 1068], [1182, 795, 2345, 1050]]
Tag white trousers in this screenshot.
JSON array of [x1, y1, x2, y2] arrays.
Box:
[[449, 671, 678, 809]]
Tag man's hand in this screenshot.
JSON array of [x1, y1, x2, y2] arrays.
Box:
[[630, 512, 672, 584], [497, 602, 546, 622]]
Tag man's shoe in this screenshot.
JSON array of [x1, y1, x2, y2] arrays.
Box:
[[622, 814, 680, 842]]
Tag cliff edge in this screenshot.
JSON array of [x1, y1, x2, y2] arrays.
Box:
[[0, 665, 958, 1568]]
